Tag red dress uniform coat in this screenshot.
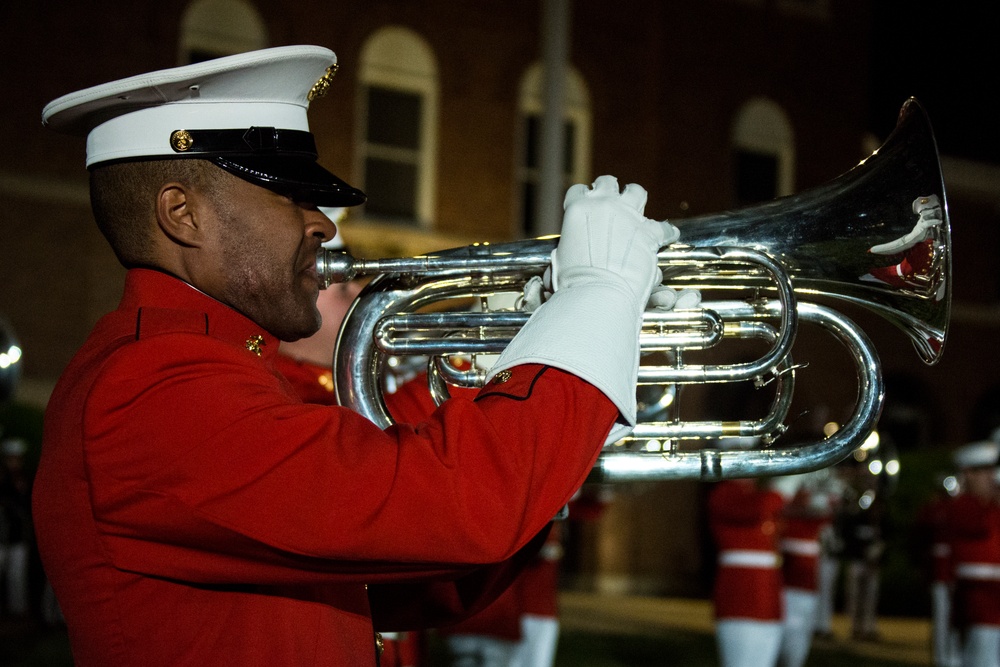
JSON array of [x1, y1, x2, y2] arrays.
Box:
[[273, 354, 429, 667], [273, 355, 336, 405], [709, 479, 785, 621], [438, 522, 563, 641], [32, 269, 618, 667], [780, 492, 828, 592], [946, 493, 1000, 628], [387, 364, 564, 643], [914, 493, 956, 586]]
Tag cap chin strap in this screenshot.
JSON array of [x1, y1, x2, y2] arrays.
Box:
[[168, 127, 317, 157]]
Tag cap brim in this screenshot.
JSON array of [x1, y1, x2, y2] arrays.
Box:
[[213, 155, 366, 207]]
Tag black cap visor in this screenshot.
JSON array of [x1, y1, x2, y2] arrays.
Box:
[[213, 155, 366, 207]]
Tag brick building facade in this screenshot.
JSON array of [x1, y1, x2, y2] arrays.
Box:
[[2, 0, 998, 596]]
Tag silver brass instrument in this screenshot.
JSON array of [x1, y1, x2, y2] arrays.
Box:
[[318, 98, 951, 482]]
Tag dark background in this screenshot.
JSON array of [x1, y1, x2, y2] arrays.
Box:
[[870, 3, 999, 164]]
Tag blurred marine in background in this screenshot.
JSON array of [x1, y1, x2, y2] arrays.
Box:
[[946, 439, 1000, 667]]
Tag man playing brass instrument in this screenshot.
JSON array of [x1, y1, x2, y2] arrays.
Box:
[[32, 45, 687, 666]]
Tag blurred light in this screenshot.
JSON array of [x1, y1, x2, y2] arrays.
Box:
[[0, 345, 20, 368], [859, 489, 875, 510], [823, 421, 840, 437], [885, 459, 900, 475], [943, 475, 960, 495], [869, 459, 883, 475], [853, 448, 868, 462], [644, 440, 662, 452], [861, 430, 880, 451]]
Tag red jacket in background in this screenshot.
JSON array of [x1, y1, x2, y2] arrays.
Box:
[[946, 492, 1000, 628], [780, 490, 829, 592], [709, 479, 785, 621]]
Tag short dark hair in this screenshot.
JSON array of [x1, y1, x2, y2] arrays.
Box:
[[89, 159, 223, 268]]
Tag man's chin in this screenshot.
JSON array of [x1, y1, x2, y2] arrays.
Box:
[[264, 302, 322, 342], [278, 320, 322, 343]]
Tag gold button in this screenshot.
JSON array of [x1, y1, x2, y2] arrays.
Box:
[[170, 129, 194, 152], [245, 335, 265, 356], [492, 370, 513, 384]]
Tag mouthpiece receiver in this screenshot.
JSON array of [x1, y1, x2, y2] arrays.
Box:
[[316, 248, 359, 288]]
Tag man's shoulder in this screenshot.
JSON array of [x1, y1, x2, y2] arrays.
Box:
[[63, 303, 262, 395], [134, 306, 211, 339]]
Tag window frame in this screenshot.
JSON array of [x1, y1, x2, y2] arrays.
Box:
[[731, 97, 796, 204], [356, 27, 439, 227], [177, 0, 268, 64], [516, 62, 592, 237]]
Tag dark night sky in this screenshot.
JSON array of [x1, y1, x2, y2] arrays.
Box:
[[869, 4, 1000, 165]]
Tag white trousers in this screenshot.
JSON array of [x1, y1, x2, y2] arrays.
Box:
[[931, 582, 961, 667], [446, 635, 518, 667], [511, 616, 559, 667], [962, 625, 1000, 667], [446, 616, 560, 667], [845, 560, 879, 637], [779, 589, 818, 667], [0, 542, 30, 615], [716, 619, 782, 667], [815, 555, 839, 634]]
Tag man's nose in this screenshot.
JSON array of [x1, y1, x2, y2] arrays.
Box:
[[305, 207, 339, 242]]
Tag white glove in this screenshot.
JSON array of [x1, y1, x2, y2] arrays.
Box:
[[869, 194, 942, 255], [489, 176, 676, 444], [524, 271, 702, 313], [519, 274, 551, 313], [648, 284, 702, 311], [550, 175, 678, 294]]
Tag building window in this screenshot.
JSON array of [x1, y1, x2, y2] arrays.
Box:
[[731, 97, 795, 206], [178, 0, 268, 64], [358, 27, 438, 226], [734, 150, 779, 205], [517, 63, 591, 237]]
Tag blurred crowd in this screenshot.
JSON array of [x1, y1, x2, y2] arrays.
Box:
[[707, 443, 889, 667], [706, 426, 1000, 667]]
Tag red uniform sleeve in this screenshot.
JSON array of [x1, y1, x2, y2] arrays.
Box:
[[369, 526, 551, 633], [83, 333, 616, 586], [385, 369, 479, 424]]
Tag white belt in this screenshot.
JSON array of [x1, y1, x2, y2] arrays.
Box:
[[780, 538, 820, 557], [718, 549, 780, 568], [955, 563, 1000, 581]]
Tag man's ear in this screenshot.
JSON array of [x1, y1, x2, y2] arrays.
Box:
[[155, 183, 203, 247]]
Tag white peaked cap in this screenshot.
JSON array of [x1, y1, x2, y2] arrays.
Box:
[[954, 440, 1000, 470], [41, 46, 366, 207]]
